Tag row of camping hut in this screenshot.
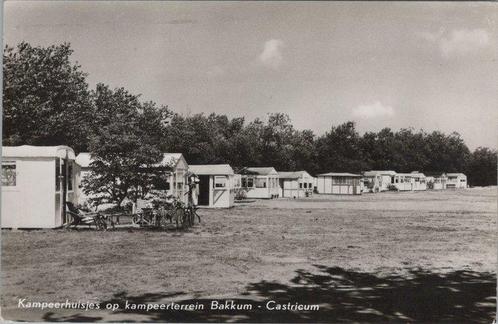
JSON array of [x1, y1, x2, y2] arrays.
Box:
[[1, 145, 467, 228]]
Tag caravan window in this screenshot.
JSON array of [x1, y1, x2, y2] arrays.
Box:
[[1, 162, 16, 186], [214, 176, 227, 188]]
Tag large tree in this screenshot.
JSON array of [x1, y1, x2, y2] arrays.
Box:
[[466, 147, 497, 187], [315, 121, 370, 174], [82, 84, 171, 206], [3, 42, 93, 152]]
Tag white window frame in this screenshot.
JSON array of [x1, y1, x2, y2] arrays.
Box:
[[214, 176, 227, 188]]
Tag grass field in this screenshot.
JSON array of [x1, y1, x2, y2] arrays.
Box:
[[1, 188, 496, 322]]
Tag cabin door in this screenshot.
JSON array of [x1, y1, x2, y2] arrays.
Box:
[[198, 175, 210, 206], [55, 158, 69, 225]]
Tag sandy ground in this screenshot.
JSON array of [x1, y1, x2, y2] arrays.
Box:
[[1, 188, 496, 322]]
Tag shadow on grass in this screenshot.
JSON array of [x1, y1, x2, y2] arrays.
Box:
[[43, 265, 496, 323]]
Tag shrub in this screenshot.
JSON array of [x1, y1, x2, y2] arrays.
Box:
[[235, 188, 247, 200]]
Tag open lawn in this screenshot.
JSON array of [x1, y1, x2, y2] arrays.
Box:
[[1, 188, 496, 322]]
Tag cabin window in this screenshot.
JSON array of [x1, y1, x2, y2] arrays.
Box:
[[55, 159, 61, 191], [309, 182, 313, 188], [299, 183, 303, 189], [255, 178, 266, 188], [67, 162, 74, 191], [214, 176, 227, 188], [241, 177, 247, 188], [2, 161, 17, 186], [247, 177, 254, 188], [460, 179, 466, 182]]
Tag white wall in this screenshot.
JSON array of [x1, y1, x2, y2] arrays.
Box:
[[447, 175, 467, 188], [244, 175, 279, 199], [211, 175, 234, 208], [282, 179, 302, 198], [317, 176, 360, 195], [2, 158, 57, 228]]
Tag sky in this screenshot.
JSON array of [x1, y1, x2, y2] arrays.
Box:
[[4, 1, 498, 149]]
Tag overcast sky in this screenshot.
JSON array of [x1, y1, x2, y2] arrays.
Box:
[[5, 1, 498, 149]]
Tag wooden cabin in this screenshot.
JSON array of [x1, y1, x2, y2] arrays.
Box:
[[316, 172, 362, 195], [2, 145, 79, 228], [445, 173, 467, 189], [362, 170, 397, 192], [239, 167, 279, 199], [432, 174, 448, 190], [392, 173, 415, 191], [410, 171, 427, 191], [157, 153, 189, 204], [277, 171, 314, 198], [190, 164, 235, 208]]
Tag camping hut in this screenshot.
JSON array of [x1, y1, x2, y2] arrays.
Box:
[[316, 172, 362, 195], [2, 145, 79, 228], [239, 167, 280, 199], [433, 174, 448, 190], [362, 170, 397, 192], [189, 164, 235, 208], [277, 171, 314, 198], [157, 153, 190, 204], [392, 173, 415, 191], [410, 171, 427, 191], [445, 173, 467, 189]]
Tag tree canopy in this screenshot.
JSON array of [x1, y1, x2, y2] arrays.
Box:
[[3, 42, 94, 152], [3, 42, 497, 188], [82, 84, 171, 206]]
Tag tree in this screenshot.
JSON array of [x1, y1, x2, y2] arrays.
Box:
[[466, 147, 497, 187], [315, 121, 370, 174], [3, 42, 93, 152], [82, 84, 171, 207], [423, 131, 471, 173]]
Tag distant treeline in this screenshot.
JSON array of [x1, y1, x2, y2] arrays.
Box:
[[3, 42, 497, 187]]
